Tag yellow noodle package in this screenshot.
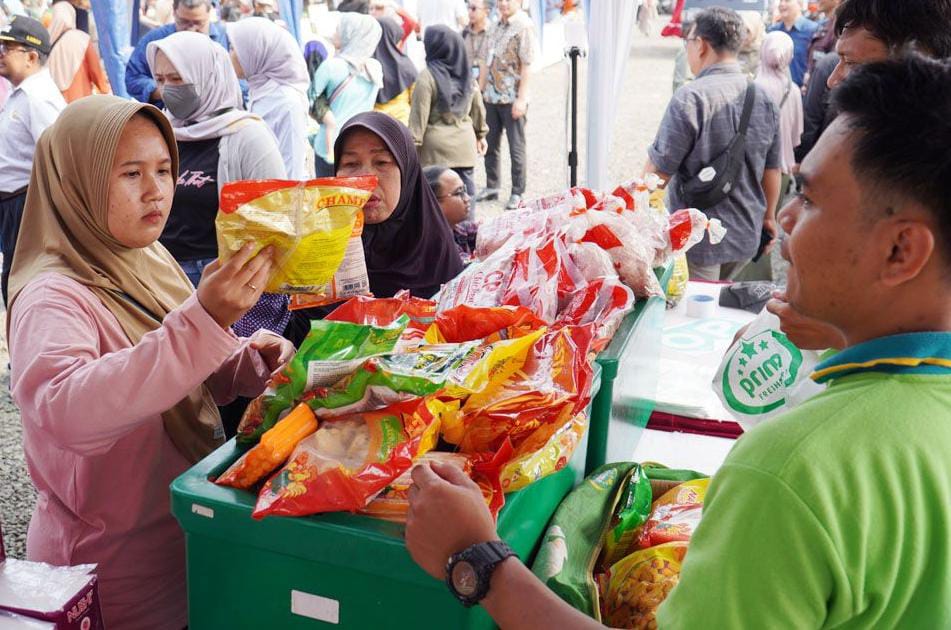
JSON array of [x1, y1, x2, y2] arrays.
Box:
[[217, 177, 376, 302]]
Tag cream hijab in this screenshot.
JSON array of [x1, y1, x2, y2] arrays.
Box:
[[147, 30, 258, 142], [8, 95, 224, 463], [227, 17, 310, 101], [48, 2, 91, 93]]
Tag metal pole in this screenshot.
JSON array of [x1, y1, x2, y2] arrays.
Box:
[[568, 46, 580, 187]]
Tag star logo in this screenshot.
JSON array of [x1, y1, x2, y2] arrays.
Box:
[[738, 357, 748, 367], [759, 340, 769, 351], [740, 341, 758, 359]]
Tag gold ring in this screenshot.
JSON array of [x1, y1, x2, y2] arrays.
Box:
[[247, 283, 257, 291]]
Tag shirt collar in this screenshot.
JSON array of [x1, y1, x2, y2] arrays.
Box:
[[14, 68, 53, 96], [779, 16, 812, 32], [812, 332, 951, 384], [696, 62, 743, 79]]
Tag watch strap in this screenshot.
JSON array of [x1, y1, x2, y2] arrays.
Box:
[[446, 540, 517, 607]]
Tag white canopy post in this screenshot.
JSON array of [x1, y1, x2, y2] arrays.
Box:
[[585, 0, 639, 191]]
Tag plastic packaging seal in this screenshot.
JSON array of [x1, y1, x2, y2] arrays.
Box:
[[686, 294, 715, 319]]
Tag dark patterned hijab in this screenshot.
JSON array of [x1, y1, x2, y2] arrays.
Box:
[[334, 112, 464, 299], [423, 24, 473, 118]]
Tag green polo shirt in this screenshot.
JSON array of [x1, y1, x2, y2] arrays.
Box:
[[658, 332, 951, 628]]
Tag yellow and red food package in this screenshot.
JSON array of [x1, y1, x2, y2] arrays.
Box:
[[636, 478, 709, 549], [600, 542, 688, 630], [500, 412, 588, 493], [251, 398, 448, 518], [424, 304, 546, 345], [443, 326, 595, 457], [216, 176, 375, 305], [217, 404, 318, 490]]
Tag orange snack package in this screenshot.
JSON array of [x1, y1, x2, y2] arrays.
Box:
[[217, 404, 318, 490]]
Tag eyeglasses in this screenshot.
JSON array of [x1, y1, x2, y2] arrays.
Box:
[[174, 16, 209, 30], [439, 187, 469, 200], [0, 43, 31, 56]]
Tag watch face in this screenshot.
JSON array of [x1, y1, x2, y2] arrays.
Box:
[[451, 561, 479, 597]]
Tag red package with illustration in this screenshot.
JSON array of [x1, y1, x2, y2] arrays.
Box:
[[636, 479, 710, 548], [252, 398, 446, 518]]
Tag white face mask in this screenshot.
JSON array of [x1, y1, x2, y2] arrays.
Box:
[[162, 83, 202, 120]]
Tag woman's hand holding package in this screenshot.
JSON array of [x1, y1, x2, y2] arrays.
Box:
[[250, 331, 296, 375], [197, 243, 275, 328]]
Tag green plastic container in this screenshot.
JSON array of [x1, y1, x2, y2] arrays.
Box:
[[587, 265, 673, 474], [171, 370, 601, 629]]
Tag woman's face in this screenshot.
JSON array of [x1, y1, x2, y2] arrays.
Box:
[[336, 128, 402, 225], [437, 169, 469, 226], [152, 49, 184, 88], [107, 115, 175, 249]]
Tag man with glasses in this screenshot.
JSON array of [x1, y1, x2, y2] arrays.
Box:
[[0, 16, 65, 305], [645, 7, 782, 282], [462, 0, 490, 87], [124, 0, 231, 107]]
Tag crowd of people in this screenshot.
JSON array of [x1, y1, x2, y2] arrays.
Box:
[[1, 0, 950, 628]]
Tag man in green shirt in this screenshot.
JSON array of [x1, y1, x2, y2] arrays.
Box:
[[404, 53, 951, 628]]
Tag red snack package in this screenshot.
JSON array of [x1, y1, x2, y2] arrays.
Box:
[[426, 304, 547, 344], [326, 291, 436, 349], [251, 398, 447, 518], [556, 277, 635, 352], [636, 479, 710, 548]]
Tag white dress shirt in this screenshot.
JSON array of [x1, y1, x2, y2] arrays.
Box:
[[0, 67, 66, 193]]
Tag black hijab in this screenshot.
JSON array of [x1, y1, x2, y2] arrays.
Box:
[[373, 17, 418, 104], [334, 112, 464, 299], [423, 25, 473, 118]]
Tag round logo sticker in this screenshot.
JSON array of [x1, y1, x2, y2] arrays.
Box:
[[721, 330, 804, 415]]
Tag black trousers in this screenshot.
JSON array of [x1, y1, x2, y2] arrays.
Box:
[[0, 189, 28, 307], [484, 103, 527, 196]]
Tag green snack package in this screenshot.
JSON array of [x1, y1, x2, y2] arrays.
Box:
[[236, 316, 409, 443], [642, 464, 708, 483], [600, 464, 653, 569], [531, 462, 639, 620]]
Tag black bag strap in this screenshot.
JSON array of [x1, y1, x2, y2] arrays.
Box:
[[738, 79, 756, 136]]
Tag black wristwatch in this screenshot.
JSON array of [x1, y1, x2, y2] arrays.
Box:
[[445, 540, 517, 607]]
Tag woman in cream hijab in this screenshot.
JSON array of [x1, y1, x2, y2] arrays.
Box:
[[7, 95, 294, 629]]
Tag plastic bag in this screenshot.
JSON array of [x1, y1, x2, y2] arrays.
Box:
[[531, 463, 640, 619], [713, 309, 826, 431], [444, 326, 594, 456], [500, 412, 587, 492], [636, 478, 709, 549], [252, 398, 447, 518], [556, 277, 636, 352], [287, 212, 371, 309], [501, 234, 585, 323], [600, 542, 689, 630], [665, 208, 726, 260], [358, 447, 508, 522], [217, 177, 375, 298], [601, 464, 653, 569], [304, 330, 543, 418], [424, 304, 547, 345], [217, 404, 318, 489], [236, 317, 407, 443], [325, 292, 437, 349]]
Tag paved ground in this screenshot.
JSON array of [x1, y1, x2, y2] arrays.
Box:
[[0, 26, 686, 558]]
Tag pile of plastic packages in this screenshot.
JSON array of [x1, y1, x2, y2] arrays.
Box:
[[216, 177, 724, 521]]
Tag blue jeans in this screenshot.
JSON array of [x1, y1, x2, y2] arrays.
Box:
[[178, 257, 217, 288]]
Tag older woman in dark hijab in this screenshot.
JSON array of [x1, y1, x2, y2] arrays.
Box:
[[409, 25, 488, 220], [284, 111, 464, 345]]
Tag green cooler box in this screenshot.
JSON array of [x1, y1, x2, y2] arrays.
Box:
[[171, 371, 600, 629], [587, 266, 672, 473]]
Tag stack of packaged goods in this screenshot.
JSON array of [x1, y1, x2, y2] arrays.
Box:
[[214, 177, 725, 526]]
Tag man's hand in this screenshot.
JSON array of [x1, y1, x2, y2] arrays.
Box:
[[406, 461, 498, 580], [249, 330, 295, 375], [150, 86, 162, 103], [196, 243, 274, 329], [476, 137, 488, 156], [511, 98, 528, 120], [766, 291, 847, 351]]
